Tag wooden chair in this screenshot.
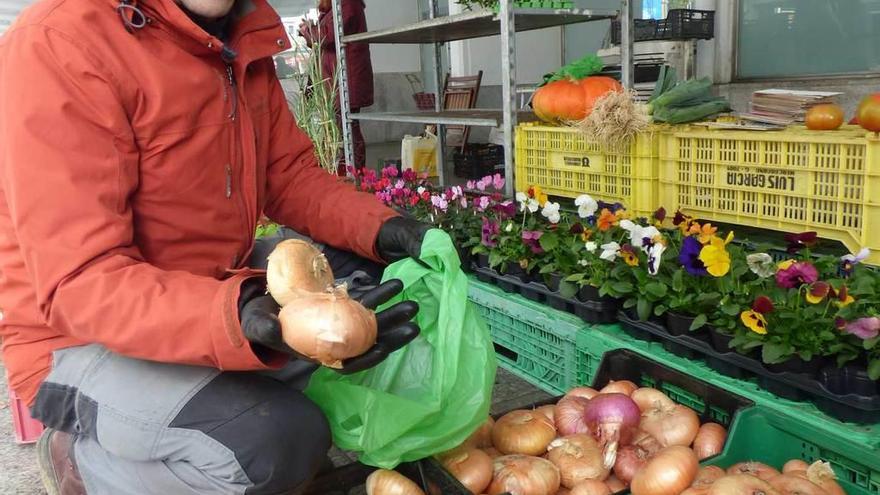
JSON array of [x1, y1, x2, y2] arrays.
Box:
[[441, 71, 483, 153]]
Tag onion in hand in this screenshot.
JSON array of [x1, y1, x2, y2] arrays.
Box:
[[266, 239, 334, 305], [493, 410, 557, 456], [488, 455, 561, 495], [547, 434, 610, 488], [278, 285, 377, 368]]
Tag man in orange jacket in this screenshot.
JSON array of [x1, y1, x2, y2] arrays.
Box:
[[0, 0, 433, 493]]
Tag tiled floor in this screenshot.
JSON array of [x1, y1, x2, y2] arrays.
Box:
[[0, 361, 546, 494]]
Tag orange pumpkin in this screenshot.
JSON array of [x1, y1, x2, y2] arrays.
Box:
[[533, 76, 624, 123], [857, 93, 880, 133], [805, 104, 844, 130]]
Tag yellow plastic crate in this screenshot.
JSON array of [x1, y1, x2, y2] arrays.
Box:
[[514, 123, 662, 217], [658, 125, 880, 265]]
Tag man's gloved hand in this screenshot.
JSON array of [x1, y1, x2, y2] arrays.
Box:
[[375, 216, 433, 264], [239, 279, 420, 374]]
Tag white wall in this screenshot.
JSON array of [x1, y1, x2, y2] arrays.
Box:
[[0, 0, 30, 35], [365, 0, 421, 74]]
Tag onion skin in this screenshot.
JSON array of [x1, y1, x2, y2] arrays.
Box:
[[768, 474, 828, 495], [442, 449, 494, 495], [806, 461, 845, 495], [493, 410, 557, 456], [366, 469, 426, 495], [639, 404, 700, 448], [535, 405, 557, 423], [568, 387, 600, 400], [488, 455, 562, 495], [681, 488, 710, 495], [783, 461, 809, 474], [278, 286, 377, 368], [484, 447, 503, 459], [600, 380, 638, 396], [693, 423, 727, 460], [693, 466, 726, 488], [466, 417, 496, 449], [547, 434, 610, 488], [266, 239, 334, 305], [708, 475, 780, 495], [556, 396, 592, 436], [631, 446, 699, 495], [605, 476, 627, 493], [728, 462, 782, 481], [583, 394, 642, 469], [613, 445, 650, 484], [631, 388, 674, 413], [631, 429, 662, 456], [557, 489, 572, 495], [570, 480, 613, 495]]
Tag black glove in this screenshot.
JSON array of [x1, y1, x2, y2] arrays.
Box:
[[375, 216, 433, 264], [239, 279, 420, 374]]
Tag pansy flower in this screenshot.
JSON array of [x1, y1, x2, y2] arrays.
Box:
[[541, 201, 562, 224], [741, 310, 768, 335], [575, 194, 599, 219], [699, 231, 735, 277], [679, 236, 708, 276], [747, 253, 775, 278], [585, 241, 598, 253], [835, 285, 855, 308], [597, 209, 617, 231], [493, 201, 517, 219], [600, 242, 620, 261], [620, 244, 639, 267], [597, 201, 624, 213], [481, 218, 499, 248], [841, 248, 870, 276], [785, 232, 818, 254], [515, 192, 540, 213], [522, 230, 544, 254], [776, 261, 819, 289], [689, 222, 718, 244], [752, 296, 774, 314], [844, 317, 880, 340], [806, 282, 831, 304], [527, 185, 549, 207], [653, 207, 667, 225], [647, 242, 666, 276]]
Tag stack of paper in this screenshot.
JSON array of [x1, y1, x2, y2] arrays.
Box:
[[739, 89, 843, 126]]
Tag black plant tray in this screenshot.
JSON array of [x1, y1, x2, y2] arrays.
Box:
[[617, 311, 880, 424], [472, 265, 618, 324], [302, 457, 475, 494]]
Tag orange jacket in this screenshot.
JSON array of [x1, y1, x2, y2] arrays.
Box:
[[0, 0, 396, 406]]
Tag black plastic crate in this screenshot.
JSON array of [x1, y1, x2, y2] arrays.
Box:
[[453, 144, 504, 181], [611, 9, 714, 44], [303, 458, 474, 495]]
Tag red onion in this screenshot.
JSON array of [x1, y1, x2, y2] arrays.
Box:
[[555, 396, 592, 436], [583, 394, 641, 469]]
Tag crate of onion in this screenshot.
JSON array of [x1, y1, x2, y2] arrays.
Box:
[[381, 349, 858, 495]]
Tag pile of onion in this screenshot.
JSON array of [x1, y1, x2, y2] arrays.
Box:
[[267, 240, 378, 368]]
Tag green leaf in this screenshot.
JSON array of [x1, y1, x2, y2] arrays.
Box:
[[565, 273, 585, 283], [539, 232, 559, 252], [672, 269, 685, 293], [690, 314, 708, 331], [654, 304, 668, 317], [869, 359, 880, 381], [624, 298, 637, 309], [612, 282, 635, 294], [539, 264, 555, 274], [864, 336, 880, 351], [559, 281, 578, 299], [637, 298, 653, 321], [721, 303, 741, 316], [645, 282, 668, 299], [488, 251, 503, 268], [762, 342, 793, 364], [741, 340, 764, 350]]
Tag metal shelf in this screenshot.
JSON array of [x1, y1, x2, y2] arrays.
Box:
[[351, 109, 539, 127], [341, 9, 618, 44]]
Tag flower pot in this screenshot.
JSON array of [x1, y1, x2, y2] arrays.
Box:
[[546, 273, 564, 292], [665, 312, 698, 337], [708, 327, 735, 353], [457, 248, 473, 273], [476, 253, 490, 269], [764, 355, 826, 376], [821, 361, 880, 397]]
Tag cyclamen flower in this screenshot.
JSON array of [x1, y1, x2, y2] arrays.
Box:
[[575, 194, 598, 219], [844, 317, 880, 340], [679, 236, 708, 276], [521, 231, 544, 254], [395, 180, 405, 189], [431, 195, 449, 211], [476, 196, 491, 211], [402, 169, 417, 182], [542, 202, 561, 224], [382, 165, 399, 178], [466, 180, 476, 190], [476, 178, 489, 192], [776, 261, 819, 289], [492, 174, 505, 190]]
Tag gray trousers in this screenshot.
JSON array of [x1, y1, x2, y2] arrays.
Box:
[[30, 229, 383, 494]]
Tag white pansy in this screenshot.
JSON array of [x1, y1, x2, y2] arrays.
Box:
[[574, 194, 598, 218]]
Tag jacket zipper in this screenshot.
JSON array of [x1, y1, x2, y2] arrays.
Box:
[[226, 64, 238, 121], [223, 62, 253, 268]]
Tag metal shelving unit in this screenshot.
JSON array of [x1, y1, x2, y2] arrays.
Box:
[[331, 0, 635, 197]]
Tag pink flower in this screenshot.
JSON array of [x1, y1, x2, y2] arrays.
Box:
[[776, 261, 819, 289], [521, 230, 544, 254], [476, 179, 488, 192], [844, 317, 880, 340], [476, 196, 491, 211], [431, 195, 448, 211], [460, 196, 467, 208], [492, 173, 505, 190], [467, 180, 476, 189], [402, 169, 417, 182], [381, 165, 399, 179], [395, 179, 405, 189]]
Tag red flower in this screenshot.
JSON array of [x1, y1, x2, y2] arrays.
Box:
[[751, 296, 775, 314], [569, 223, 585, 234], [409, 195, 420, 206], [654, 207, 667, 223], [785, 232, 818, 253]]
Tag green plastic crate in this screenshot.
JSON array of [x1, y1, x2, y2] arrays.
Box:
[[468, 280, 584, 395], [710, 407, 877, 495]]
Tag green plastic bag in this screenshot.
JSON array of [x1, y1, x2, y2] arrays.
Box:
[[305, 230, 497, 468]]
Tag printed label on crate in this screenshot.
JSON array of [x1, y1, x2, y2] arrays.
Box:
[[719, 165, 807, 195], [550, 152, 601, 171]]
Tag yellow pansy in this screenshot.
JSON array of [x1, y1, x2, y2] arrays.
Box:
[[741, 310, 768, 335], [699, 231, 735, 277]]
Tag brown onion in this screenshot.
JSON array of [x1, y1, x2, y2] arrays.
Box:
[[639, 404, 700, 448], [805, 461, 845, 495], [681, 489, 709, 495], [266, 239, 334, 305], [568, 387, 600, 400], [613, 445, 650, 484], [631, 388, 674, 413], [366, 469, 426, 495], [631, 446, 699, 495], [728, 462, 782, 481], [484, 447, 503, 459], [692, 423, 727, 460], [557, 489, 571, 495], [709, 475, 780, 495], [278, 286, 377, 368], [535, 405, 557, 423], [570, 480, 612, 495], [442, 449, 493, 494], [493, 410, 557, 456], [783, 461, 809, 474], [600, 380, 638, 396], [466, 417, 496, 449], [488, 455, 561, 495], [605, 475, 627, 493], [693, 466, 726, 488], [768, 474, 827, 495], [556, 396, 592, 436], [631, 429, 663, 455], [547, 434, 610, 488]]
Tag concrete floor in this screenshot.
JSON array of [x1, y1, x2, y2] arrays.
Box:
[[0, 360, 546, 494]]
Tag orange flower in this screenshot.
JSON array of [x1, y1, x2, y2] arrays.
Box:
[[597, 209, 617, 231], [689, 222, 718, 244], [615, 209, 631, 221]]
